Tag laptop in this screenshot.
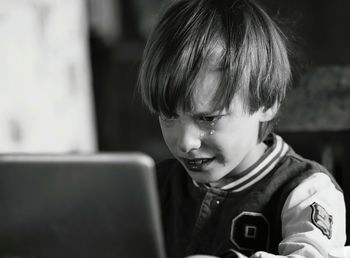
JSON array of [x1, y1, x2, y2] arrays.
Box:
[[0, 153, 166, 258]]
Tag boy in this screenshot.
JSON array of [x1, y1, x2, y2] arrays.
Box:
[[138, 0, 346, 257]]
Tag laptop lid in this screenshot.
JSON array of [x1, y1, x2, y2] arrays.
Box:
[[0, 153, 166, 258]]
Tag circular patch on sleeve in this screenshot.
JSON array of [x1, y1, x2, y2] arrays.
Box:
[[230, 211, 270, 255], [310, 202, 333, 239]]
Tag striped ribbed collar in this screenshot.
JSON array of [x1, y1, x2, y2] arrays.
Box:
[[193, 134, 289, 192]]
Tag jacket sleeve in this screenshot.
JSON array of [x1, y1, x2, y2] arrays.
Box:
[[276, 172, 346, 258]]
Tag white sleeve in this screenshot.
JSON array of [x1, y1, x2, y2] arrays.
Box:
[[277, 172, 346, 258]]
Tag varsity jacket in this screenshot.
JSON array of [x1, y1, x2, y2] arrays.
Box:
[[156, 134, 346, 258]]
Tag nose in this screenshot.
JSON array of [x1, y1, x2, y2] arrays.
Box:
[[176, 122, 202, 153]]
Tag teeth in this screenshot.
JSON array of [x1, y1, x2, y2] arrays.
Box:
[[188, 159, 209, 165]]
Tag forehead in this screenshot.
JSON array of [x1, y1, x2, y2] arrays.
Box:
[[191, 66, 221, 114], [205, 41, 225, 70], [189, 44, 225, 114]]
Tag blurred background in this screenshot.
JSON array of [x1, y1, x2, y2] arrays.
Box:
[[0, 0, 350, 242]]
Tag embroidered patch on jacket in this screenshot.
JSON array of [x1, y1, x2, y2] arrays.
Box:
[[310, 202, 333, 239], [230, 211, 270, 255]]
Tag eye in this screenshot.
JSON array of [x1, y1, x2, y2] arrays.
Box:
[[198, 115, 223, 123], [159, 114, 177, 121], [159, 114, 178, 126]]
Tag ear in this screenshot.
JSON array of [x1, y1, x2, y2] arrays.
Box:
[[259, 102, 279, 122]]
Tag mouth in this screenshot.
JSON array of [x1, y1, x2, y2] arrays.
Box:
[[181, 157, 215, 171]]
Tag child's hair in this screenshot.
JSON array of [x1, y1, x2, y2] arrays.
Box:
[[139, 0, 291, 141]]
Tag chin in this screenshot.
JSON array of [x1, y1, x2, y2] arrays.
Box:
[[187, 170, 225, 185]]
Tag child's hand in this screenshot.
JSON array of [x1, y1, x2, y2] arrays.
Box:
[[250, 251, 284, 258], [184, 251, 247, 258], [184, 255, 220, 258], [184, 255, 219, 258]]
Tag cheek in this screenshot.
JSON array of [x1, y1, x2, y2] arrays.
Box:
[[160, 125, 176, 149], [210, 124, 256, 155], [205, 132, 236, 157]]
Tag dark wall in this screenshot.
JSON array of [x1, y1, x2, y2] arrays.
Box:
[[262, 0, 350, 66]]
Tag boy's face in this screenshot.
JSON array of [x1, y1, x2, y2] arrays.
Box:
[[159, 62, 276, 187]]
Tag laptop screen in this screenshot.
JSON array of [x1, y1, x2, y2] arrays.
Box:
[[0, 153, 166, 258]]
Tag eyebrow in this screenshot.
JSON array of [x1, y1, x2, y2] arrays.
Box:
[[190, 108, 225, 117]]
